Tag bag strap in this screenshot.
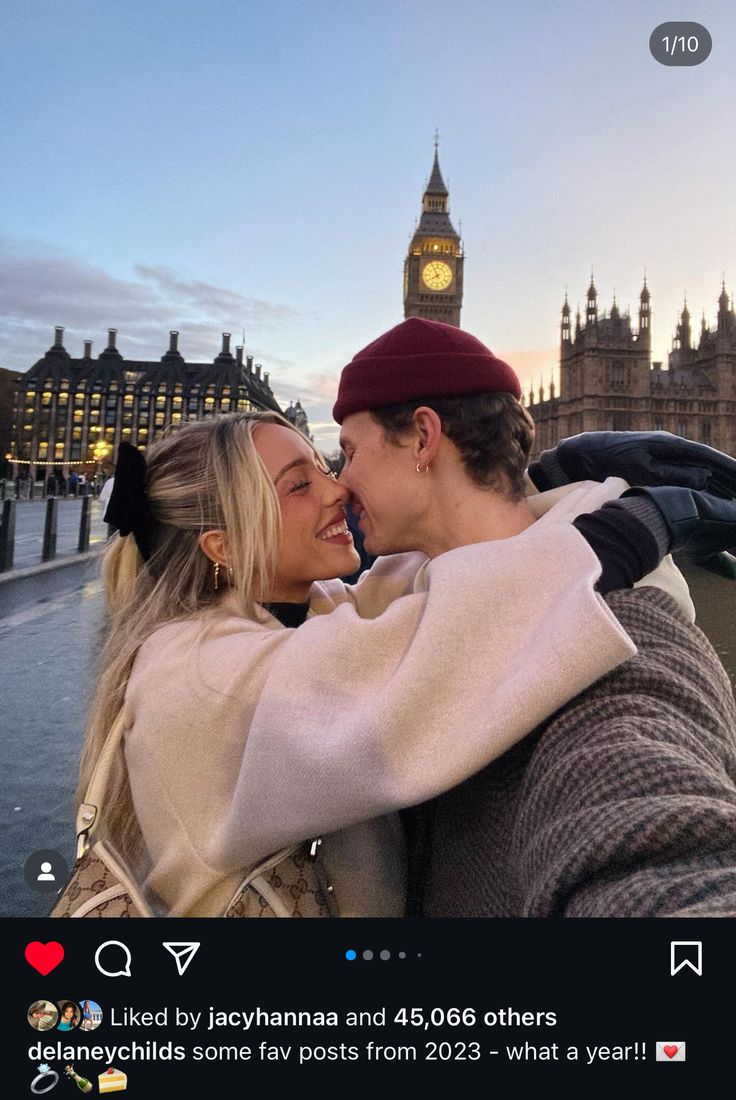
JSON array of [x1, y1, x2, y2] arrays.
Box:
[[75, 708, 128, 858]]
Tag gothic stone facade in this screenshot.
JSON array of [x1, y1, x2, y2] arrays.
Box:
[[10, 327, 281, 478], [528, 279, 736, 460]]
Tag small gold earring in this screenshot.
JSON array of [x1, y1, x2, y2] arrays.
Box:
[[416, 463, 429, 474], [213, 562, 220, 590]]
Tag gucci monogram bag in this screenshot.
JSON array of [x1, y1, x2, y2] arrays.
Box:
[[50, 712, 337, 918]]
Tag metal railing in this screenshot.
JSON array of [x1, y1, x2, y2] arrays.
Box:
[[0, 497, 100, 574]]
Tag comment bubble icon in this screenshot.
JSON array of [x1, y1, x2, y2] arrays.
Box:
[[94, 941, 132, 978]]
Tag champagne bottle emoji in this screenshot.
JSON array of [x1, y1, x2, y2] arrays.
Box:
[[65, 1065, 93, 1094]]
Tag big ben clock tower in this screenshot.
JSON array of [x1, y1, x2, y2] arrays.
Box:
[[404, 134, 464, 326]]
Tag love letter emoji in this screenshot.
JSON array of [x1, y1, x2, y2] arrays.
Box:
[[25, 941, 64, 975], [663, 1045, 679, 1059]]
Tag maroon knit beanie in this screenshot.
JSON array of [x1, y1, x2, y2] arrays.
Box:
[[333, 317, 521, 423]]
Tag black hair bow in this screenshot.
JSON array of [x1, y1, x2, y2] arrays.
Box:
[[104, 442, 154, 561]]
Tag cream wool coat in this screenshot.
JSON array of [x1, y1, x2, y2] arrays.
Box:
[[123, 478, 690, 917]]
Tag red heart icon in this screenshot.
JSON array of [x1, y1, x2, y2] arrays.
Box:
[[663, 1045, 679, 1059], [25, 941, 64, 976]]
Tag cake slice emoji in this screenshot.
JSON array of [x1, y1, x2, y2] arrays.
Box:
[[98, 1066, 128, 1092]]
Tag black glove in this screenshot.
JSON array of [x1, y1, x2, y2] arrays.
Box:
[[620, 486, 736, 559], [530, 431, 736, 500], [692, 551, 736, 580]]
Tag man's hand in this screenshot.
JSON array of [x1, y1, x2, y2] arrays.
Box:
[[530, 431, 736, 499], [619, 486, 736, 560]]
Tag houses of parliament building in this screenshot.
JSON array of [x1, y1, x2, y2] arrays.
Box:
[[404, 143, 736, 460], [527, 278, 736, 460]]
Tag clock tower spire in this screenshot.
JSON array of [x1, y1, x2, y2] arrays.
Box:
[[403, 136, 464, 326]]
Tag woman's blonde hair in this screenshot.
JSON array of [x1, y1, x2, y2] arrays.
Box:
[[77, 410, 314, 864]]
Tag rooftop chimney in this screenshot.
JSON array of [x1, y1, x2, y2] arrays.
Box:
[[106, 328, 117, 351], [255, 363, 262, 379], [221, 332, 231, 355], [263, 372, 270, 388], [246, 354, 254, 372], [169, 330, 179, 353], [54, 326, 64, 348], [236, 345, 244, 366], [83, 340, 93, 358]]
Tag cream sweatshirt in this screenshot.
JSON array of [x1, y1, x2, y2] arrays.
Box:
[[123, 479, 690, 917]]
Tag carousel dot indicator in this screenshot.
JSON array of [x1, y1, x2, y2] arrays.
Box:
[[363, 950, 374, 961], [398, 951, 406, 959], [345, 949, 357, 961], [380, 950, 391, 960]]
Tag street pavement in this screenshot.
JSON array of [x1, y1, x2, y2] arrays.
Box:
[[3, 498, 109, 570], [0, 581, 104, 917]]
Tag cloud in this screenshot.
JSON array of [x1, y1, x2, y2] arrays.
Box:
[[0, 234, 300, 370], [134, 265, 299, 329]]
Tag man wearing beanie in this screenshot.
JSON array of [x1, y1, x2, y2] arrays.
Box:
[[332, 317, 736, 917]]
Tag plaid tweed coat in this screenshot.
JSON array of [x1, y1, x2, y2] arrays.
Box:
[[405, 586, 736, 917]]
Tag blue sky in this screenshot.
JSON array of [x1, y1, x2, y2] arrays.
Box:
[[1, 0, 734, 447]]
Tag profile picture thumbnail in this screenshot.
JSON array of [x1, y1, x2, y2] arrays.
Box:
[[56, 1001, 81, 1031], [79, 999, 103, 1031], [27, 1000, 58, 1031]]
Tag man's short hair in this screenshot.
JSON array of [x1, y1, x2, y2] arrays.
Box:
[[370, 392, 535, 500]]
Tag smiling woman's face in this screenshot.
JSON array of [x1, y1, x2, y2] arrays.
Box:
[[253, 423, 360, 602]]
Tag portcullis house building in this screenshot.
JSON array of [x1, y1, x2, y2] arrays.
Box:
[[9, 327, 282, 479]]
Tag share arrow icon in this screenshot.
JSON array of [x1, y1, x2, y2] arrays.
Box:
[[163, 942, 201, 976]]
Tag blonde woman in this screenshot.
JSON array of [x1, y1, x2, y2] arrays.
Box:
[[77, 410, 678, 917]]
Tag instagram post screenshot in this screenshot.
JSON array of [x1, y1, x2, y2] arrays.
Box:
[[2, 0, 735, 1090]]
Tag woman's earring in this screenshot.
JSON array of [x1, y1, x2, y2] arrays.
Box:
[[213, 562, 220, 591]]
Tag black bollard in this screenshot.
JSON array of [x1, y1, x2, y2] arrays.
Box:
[[42, 496, 58, 561], [0, 498, 16, 572], [78, 494, 91, 553]]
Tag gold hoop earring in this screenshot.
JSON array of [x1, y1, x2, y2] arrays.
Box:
[[213, 562, 220, 591], [416, 463, 430, 474]]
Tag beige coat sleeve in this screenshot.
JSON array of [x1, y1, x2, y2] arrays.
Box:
[[196, 522, 636, 869]]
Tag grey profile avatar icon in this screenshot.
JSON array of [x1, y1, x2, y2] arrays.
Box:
[[37, 862, 55, 882], [23, 849, 69, 894]]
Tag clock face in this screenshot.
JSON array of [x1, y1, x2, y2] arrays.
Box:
[[422, 260, 453, 291]]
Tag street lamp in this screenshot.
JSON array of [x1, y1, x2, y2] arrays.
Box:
[[92, 439, 111, 475]]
